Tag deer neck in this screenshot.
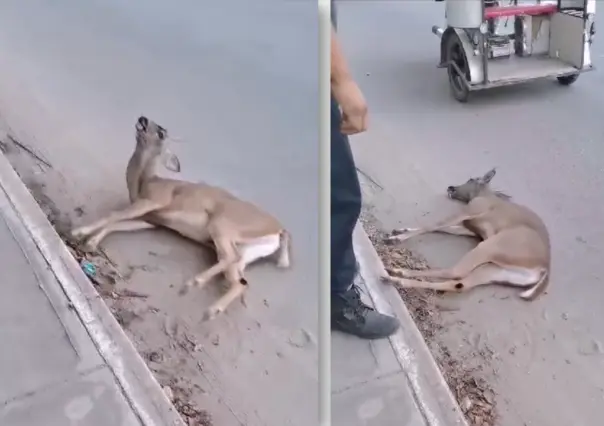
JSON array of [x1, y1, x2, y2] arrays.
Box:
[[480, 187, 511, 202], [126, 146, 160, 202]]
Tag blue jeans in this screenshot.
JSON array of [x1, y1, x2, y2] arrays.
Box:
[[330, 96, 362, 296]]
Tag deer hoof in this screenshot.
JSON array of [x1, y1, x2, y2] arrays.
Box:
[[83, 241, 99, 252], [380, 273, 395, 284], [385, 267, 407, 278], [202, 306, 222, 322], [83, 236, 101, 252], [276, 257, 290, 269], [384, 235, 400, 245], [391, 228, 411, 236], [70, 226, 90, 241], [178, 282, 193, 296]]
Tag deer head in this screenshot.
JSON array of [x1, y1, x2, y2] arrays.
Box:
[[135, 116, 180, 172], [446, 168, 501, 203]]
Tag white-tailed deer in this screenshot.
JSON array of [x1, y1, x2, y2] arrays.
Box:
[[381, 169, 551, 301], [71, 116, 292, 320]]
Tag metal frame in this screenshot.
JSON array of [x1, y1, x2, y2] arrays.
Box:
[[432, 0, 596, 98], [481, 0, 488, 84]]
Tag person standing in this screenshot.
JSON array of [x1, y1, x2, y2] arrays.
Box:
[[330, 1, 400, 339]]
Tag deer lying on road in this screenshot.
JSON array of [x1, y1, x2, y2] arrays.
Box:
[[71, 116, 291, 320], [381, 169, 551, 301]]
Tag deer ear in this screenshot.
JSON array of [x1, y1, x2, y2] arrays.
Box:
[[162, 149, 181, 172], [482, 168, 496, 183]]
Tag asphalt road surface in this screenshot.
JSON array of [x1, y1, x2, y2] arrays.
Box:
[[338, 2, 604, 426], [0, 1, 318, 425]]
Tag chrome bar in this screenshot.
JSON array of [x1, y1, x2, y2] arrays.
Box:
[[432, 25, 445, 38]]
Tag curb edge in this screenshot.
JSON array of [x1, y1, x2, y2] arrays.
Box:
[[0, 151, 185, 426], [353, 225, 469, 426]]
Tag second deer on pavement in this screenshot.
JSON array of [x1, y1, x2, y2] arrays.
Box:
[[381, 169, 551, 301], [71, 116, 292, 320]]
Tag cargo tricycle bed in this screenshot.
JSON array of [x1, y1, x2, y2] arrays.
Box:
[[432, 0, 596, 102]]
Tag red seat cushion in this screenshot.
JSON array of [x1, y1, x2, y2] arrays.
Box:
[[484, 4, 557, 19]]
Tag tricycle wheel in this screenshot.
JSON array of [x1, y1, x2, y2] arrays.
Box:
[[557, 73, 579, 86], [445, 34, 470, 103]]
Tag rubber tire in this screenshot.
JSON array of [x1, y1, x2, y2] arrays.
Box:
[[445, 34, 471, 103], [557, 73, 579, 86]]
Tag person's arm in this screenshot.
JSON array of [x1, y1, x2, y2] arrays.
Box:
[[331, 26, 351, 86], [331, 26, 368, 135]]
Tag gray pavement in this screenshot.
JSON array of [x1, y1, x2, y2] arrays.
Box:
[[0, 152, 182, 426]]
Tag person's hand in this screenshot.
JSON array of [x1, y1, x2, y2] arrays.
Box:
[[332, 77, 368, 135]]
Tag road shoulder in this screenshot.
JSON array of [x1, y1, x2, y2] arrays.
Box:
[[0, 149, 184, 426]]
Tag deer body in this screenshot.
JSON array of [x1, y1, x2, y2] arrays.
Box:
[[382, 169, 551, 301], [71, 116, 291, 320]]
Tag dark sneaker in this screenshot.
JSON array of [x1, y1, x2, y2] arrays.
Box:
[[332, 284, 400, 339]]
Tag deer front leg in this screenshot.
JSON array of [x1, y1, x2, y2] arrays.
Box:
[[85, 220, 155, 251], [386, 212, 482, 243], [71, 199, 162, 242], [394, 225, 477, 238]]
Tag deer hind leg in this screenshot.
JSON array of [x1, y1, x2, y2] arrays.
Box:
[[387, 240, 495, 281], [241, 234, 283, 269], [71, 199, 162, 241], [179, 235, 240, 296], [204, 233, 285, 318], [230, 233, 284, 308], [203, 277, 247, 321], [382, 263, 541, 295], [203, 254, 250, 321], [85, 220, 155, 251]]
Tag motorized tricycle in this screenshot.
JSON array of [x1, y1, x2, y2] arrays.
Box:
[[432, 0, 596, 102]]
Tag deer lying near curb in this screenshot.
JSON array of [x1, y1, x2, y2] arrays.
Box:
[[381, 169, 551, 301], [71, 116, 291, 320]]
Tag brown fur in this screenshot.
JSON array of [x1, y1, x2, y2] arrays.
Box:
[[71, 116, 292, 320], [382, 169, 551, 301]]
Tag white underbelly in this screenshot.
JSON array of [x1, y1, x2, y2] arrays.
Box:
[[240, 234, 281, 265], [495, 266, 543, 286]]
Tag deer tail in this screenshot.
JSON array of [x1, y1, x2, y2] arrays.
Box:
[[519, 269, 549, 301]]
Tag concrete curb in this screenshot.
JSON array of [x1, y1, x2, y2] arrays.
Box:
[[353, 225, 469, 426], [0, 152, 185, 426]]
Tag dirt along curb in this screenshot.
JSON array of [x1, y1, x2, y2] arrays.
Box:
[[0, 136, 188, 425], [356, 210, 498, 426]]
